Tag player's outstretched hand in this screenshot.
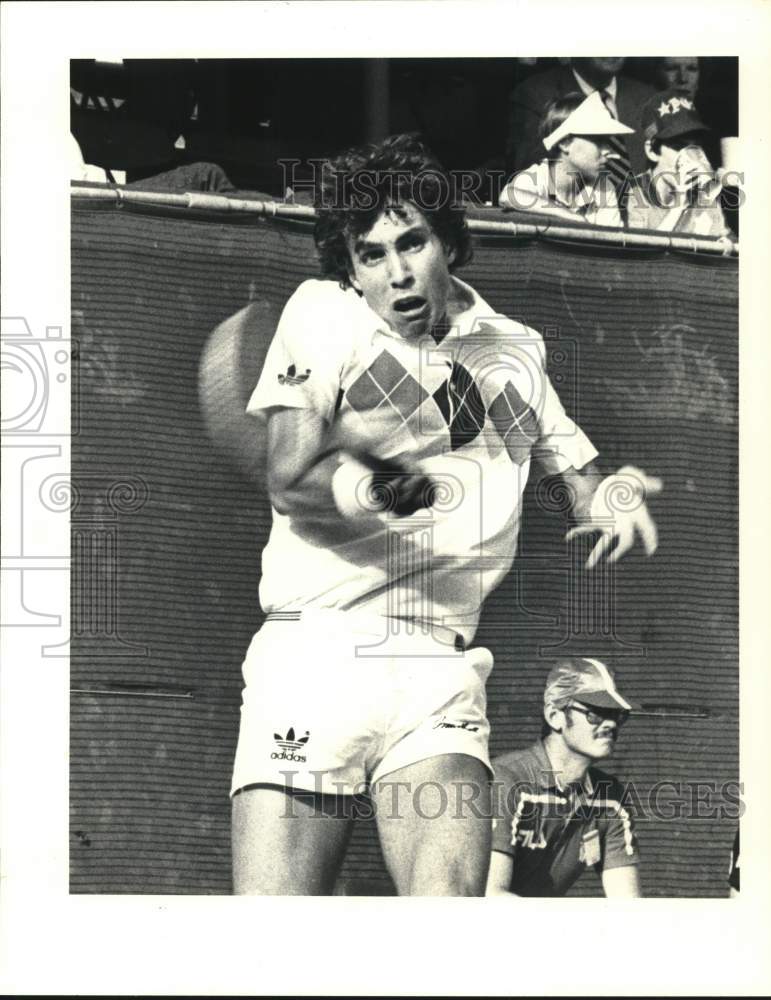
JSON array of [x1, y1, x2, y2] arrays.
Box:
[[565, 465, 663, 570], [332, 451, 436, 519]]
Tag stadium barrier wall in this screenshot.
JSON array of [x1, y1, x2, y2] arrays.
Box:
[[70, 192, 738, 896]]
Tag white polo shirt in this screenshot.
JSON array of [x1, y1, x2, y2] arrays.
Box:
[[247, 277, 597, 644]]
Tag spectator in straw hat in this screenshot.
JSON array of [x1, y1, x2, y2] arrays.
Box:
[[499, 92, 633, 227], [505, 58, 654, 179], [487, 657, 641, 897]]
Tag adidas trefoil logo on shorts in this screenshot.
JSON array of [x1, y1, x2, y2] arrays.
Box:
[[278, 364, 311, 386], [271, 726, 310, 762]]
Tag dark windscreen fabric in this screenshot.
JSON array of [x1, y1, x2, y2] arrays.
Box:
[[70, 200, 738, 896]]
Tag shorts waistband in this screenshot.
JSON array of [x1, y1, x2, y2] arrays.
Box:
[[264, 609, 466, 652]]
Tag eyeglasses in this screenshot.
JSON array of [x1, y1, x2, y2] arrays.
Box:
[[566, 703, 630, 728]]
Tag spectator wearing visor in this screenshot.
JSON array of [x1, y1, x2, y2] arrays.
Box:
[[498, 91, 633, 228], [487, 657, 641, 897], [626, 89, 734, 238], [504, 58, 653, 180]]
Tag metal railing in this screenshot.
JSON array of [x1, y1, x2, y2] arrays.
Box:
[[71, 183, 739, 257]]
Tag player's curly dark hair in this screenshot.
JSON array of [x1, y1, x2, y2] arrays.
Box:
[[314, 133, 472, 289]]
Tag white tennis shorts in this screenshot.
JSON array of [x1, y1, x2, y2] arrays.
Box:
[[230, 609, 493, 797]]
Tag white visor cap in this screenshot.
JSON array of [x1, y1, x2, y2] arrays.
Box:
[[543, 90, 635, 151]]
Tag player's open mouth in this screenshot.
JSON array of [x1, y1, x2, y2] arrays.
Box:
[[393, 296, 428, 320]]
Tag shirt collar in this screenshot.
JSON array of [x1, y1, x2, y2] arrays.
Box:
[[572, 68, 617, 103], [429, 276, 501, 341]]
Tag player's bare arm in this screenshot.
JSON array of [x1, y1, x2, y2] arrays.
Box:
[[266, 406, 435, 521], [265, 407, 338, 516]]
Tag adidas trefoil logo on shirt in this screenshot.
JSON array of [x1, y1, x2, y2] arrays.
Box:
[[278, 364, 311, 386]]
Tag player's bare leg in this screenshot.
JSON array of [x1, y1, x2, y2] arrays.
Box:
[[232, 785, 355, 895], [372, 753, 491, 896]]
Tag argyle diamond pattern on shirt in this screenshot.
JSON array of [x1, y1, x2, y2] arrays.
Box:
[[344, 349, 540, 457], [368, 348, 409, 394], [346, 349, 429, 418], [488, 380, 540, 466], [432, 361, 486, 451]]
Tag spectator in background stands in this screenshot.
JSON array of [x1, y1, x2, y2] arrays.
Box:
[[505, 58, 654, 183], [634, 57, 740, 173], [626, 90, 733, 238], [126, 161, 235, 194], [70, 133, 109, 183], [487, 658, 641, 898], [70, 129, 235, 193], [499, 92, 632, 227], [656, 56, 700, 101]]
